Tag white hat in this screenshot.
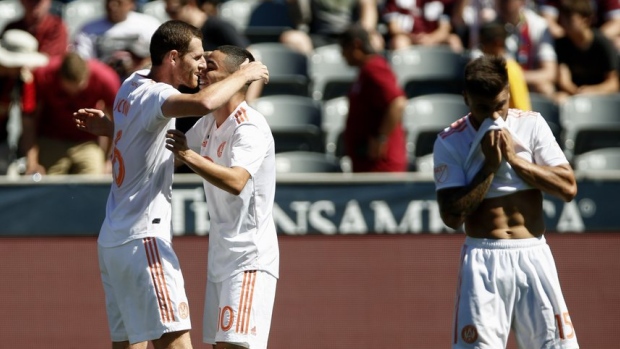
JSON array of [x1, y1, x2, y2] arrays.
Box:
[[0, 29, 49, 68]]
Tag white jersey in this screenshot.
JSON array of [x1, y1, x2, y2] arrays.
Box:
[[186, 101, 279, 282], [98, 69, 180, 247], [433, 109, 568, 197]]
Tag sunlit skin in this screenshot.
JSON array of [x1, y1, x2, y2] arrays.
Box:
[[173, 37, 207, 90], [438, 85, 576, 239]]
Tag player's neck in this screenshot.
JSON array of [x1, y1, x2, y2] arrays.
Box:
[[214, 93, 245, 127]]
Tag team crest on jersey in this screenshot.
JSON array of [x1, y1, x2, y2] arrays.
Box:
[[461, 324, 478, 344], [217, 142, 226, 157], [178, 302, 189, 319], [434, 164, 448, 183]]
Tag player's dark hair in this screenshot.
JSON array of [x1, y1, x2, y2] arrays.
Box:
[[215, 45, 255, 73], [150, 20, 203, 66], [464, 55, 508, 97]]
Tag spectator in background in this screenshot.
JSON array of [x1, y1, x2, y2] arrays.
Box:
[[21, 52, 120, 175], [537, 0, 620, 51], [196, 0, 250, 51], [554, 0, 619, 104], [0, 30, 48, 175], [72, 0, 161, 78], [2, 0, 68, 57], [476, 20, 531, 110], [340, 24, 408, 172], [281, 0, 383, 55], [382, 0, 464, 52], [497, 0, 558, 98]]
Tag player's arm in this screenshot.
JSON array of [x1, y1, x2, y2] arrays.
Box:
[[165, 129, 250, 195], [161, 62, 268, 118], [498, 129, 577, 202], [436, 130, 502, 229], [73, 108, 114, 138]]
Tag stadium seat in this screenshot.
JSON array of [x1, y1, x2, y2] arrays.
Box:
[[275, 151, 343, 173], [309, 44, 356, 101], [62, 0, 106, 40], [573, 148, 620, 171], [559, 94, 620, 161], [403, 94, 469, 171], [0, 0, 24, 33], [248, 42, 309, 97], [250, 95, 324, 153], [388, 45, 466, 98], [321, 96, 348, 158], [142, 0, 170, 23], [529, 92, 561, 142], [219, 0, 292, 43]]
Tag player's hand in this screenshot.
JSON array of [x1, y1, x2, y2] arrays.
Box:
[[481, 129, 502, 173], [498, 129, 517, 163], [73, 108, 114, 138], [165, 129, 191, 160], [239, 60, 269, 85]]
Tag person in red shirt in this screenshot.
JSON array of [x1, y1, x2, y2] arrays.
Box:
[[2, 0, 68, 57], [339, 24, 408, 172], [21, 52, 120, 175]]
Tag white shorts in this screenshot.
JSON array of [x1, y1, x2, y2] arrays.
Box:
[[98, 237, 192, 344], [452, 236, 579, 349], [203, 270, 277, 349]]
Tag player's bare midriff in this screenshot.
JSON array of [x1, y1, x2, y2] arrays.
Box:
[[464, 189, 545, 239]]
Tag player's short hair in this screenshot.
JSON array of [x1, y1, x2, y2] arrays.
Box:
[[150, 20, 203, 66], [59, 52, 88, 83], [464, 55, 508, 97], [215, 45, 254, 73]]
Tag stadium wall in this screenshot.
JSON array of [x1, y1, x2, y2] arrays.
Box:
[[1, 233, 619, 349]]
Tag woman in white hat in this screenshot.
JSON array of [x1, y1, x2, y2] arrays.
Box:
[[0, 29, 49, 175]]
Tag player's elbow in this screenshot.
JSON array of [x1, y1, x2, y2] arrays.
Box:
[[559, 183, 578, 202], [441, 211, 464, 230]]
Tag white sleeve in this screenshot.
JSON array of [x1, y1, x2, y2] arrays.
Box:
[[230, 124, 267, 176], [142, 83, 180, 132], [433, 136, 467, 191], [532, 114, 568, 166]]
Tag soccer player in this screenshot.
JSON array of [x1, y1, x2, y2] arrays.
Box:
[[433, 55, 579, 349], [73, 21, 268, 349], [165, 45, 279, 349]]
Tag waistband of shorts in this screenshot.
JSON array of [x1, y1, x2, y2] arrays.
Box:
[[464, 235, 546, 249]]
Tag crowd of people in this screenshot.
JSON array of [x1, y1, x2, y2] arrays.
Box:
[[0, 0, 618, 177], [0, 0, 595, 348]]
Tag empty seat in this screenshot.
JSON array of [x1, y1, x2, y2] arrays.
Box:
[[141, 0, 170, 23], [403, 94, 469, 171], [309, 44, 356, 101], [250, 95, 324, 153], [388, 46, 466, 98], [62, 0, 106, 40], [529, 92, 561, 142], [275, 151, 342, 173], [249, 42, 309, 96], [321, 96, 349, 158], [573, 148, 620, 171], [559, 94, 620, 161]]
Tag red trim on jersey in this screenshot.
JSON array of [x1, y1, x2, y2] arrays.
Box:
[[440, 117, 468, 139], [144, 237, 175, 323], [236, 270, 257, 334]]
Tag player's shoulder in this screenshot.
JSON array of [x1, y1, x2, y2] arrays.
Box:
[[508, 108, 542, 121], [438, 115, 469, 141]]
